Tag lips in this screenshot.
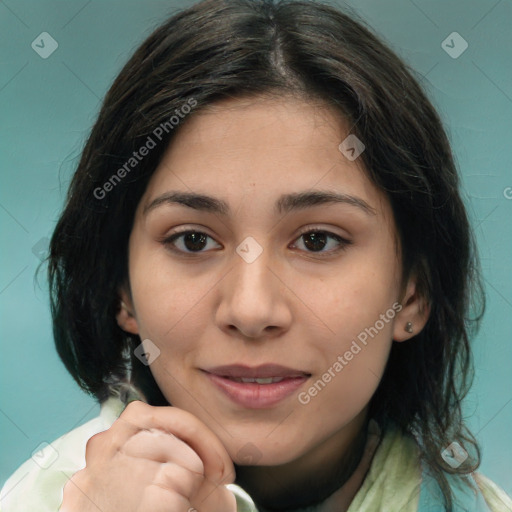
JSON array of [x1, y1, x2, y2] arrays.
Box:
[[202, 364, 311, 408], [203, 363, 311, 379], [227, 376, 287, 384]]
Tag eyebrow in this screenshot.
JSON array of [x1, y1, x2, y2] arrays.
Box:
[[143, 189, 377, 217]]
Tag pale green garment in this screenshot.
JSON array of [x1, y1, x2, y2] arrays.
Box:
[[1, 396, 510, 512]]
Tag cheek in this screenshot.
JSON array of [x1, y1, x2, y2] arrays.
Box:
[[297, 313, 394, 426], [296, 259, 398, 339], [129, 249, 210, 348], [293, 249, 398, 384]]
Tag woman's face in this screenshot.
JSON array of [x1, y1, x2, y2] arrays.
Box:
[[118, 95, 426, 466]]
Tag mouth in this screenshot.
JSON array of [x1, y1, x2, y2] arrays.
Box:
[[222, 376, 291, 384], [201, 364, 311, 409], [203, 363, 311, 379]]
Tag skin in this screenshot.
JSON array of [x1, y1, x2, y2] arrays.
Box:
[[60, 401, 237, 512], [117, 95, 430, 509]]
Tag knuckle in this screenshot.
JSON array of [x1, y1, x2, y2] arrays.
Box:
[[110, 421, 133, 451], [122, 399, 148, 417], [84, 431, 102, 456], [156, 462, 201, 497], [141, 484, 190, 512], [61, 468, 90, 504], [122, 400, 158, 426]]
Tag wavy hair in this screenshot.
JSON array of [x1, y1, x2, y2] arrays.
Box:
[[47, 1, 486, 509]]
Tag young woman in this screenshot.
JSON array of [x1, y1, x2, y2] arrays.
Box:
[[1, 0, 510, 511]]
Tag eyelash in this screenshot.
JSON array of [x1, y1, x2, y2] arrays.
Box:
[[161, 227, 352, 258]]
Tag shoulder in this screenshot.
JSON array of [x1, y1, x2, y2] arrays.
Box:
[[414, 444, 512, 512], [418, 469, 512, 512], [0, 396, 126, 512], [379, 422, 512, 512], [348, 422, 512, 512], [472, 472, 512, 512]]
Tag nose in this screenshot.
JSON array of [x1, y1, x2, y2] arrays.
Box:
[[215, 244, 292, 340]]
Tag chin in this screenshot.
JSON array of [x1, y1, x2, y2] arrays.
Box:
[[229, 438, 305, 467]]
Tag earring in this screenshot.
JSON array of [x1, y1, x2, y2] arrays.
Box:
[[405, 321, 413, 333]]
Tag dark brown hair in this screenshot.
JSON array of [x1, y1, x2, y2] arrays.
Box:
[[47, 1, 485, 509]]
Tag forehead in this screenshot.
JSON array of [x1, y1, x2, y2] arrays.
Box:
[[139, 96, 391, 221]]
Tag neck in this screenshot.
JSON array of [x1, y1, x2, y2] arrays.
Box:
[[234, 413, 371, 511]]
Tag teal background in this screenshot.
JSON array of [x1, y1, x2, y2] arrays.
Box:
[[1, 0, 511, 498]]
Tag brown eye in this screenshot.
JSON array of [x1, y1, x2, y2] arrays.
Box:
[[303, 232, 328, 252], [292, 230, 352, 255], [162, 228, 351, 257], [163, 230, 220, 253]]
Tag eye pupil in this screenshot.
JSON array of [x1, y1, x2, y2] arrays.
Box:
[[303, 232, 327, 252], [184, 232, 208, 251], [166, 229, 346, 256]]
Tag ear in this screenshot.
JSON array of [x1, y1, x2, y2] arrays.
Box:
[[116, 287, 140, 335], [392, 274, 430, 342]]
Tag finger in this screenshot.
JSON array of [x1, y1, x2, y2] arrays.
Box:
[[120, 401, 235, 486], [103, 451, 204, 509], [151, 461, 205, 501], [121, 428, 204, 475], [141, 483, 193, 512], [191, 480, 237, 512]]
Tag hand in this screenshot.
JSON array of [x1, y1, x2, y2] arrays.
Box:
[[59, 400, 236, 512]]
